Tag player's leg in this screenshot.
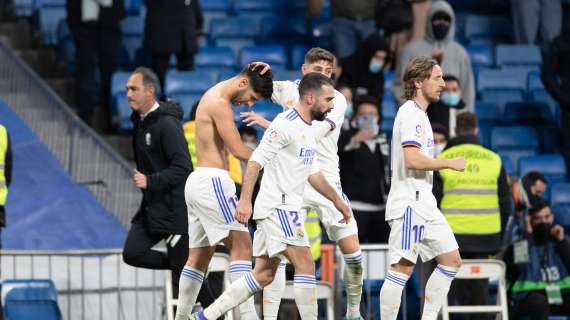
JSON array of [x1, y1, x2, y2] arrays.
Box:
[[285, 244, 318, 320], [261, 259, 287, 319], [337, 235, 364, 320], [223, 230, 258, 320], [196, 255, 281, 320]]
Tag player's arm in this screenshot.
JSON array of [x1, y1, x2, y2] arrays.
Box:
[[211, 99, 253, 161], [235, 160, 262, 224], [308, 172, 352, 224], [403, 146, 464, 171]]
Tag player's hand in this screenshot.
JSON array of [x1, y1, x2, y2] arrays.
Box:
[[447, 157, 466, 172], [351, 128, 376, 144], [249, 61, 271, 75], [551, 224, 565, 241], [335, 199, 352, 224], [235, 200, 252, 226], [240, 111, 271, 129], [133, 169, 147, 189]]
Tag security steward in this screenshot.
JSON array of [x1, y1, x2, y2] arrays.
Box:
[[434, 112, 512, 319], [121, 67, 193, 295], [0, 123, 11, 249]]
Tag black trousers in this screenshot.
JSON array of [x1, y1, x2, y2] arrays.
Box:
[[122, 217, 188, 291], [150, 32, 195, 92], [71, 23, 121, 125], [353, 209, 390, 243], [511, 291, 570, 320]]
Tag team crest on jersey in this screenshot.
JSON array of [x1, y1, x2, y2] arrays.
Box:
[[286, 99, 295, 108], [145, 133, 151, 146], [296, 228, 305, 239], [415, 124, 422, 138], [268, 129, 279, 142]]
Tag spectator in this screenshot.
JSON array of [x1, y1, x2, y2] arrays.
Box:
[[427, 74, 467, 136], [144, 0, 203, 89], [329, 0, 378, 58], [392, 0, 475, 112], [374, 0, 413, 68], [503, 199, 570, 319], [542, 15, 570, 163], [431, 122, 449, 157], [121, 67, 192, 295], [336, 83, 354, 119], [339, 95, 390, 243], [66, 0, 124, 127], [338, 33, 390, 102], [434, 112, 512, 319], [511, 0, 562, 46]]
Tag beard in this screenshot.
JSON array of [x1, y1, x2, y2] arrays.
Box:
[[311, 108, 327, 121]]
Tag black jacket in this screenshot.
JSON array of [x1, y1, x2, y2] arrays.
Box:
[[143, 0, 203, 54], [66, 0, 125, 30], [338, 124, 390, 205], [131, 102, 193, 234], [427, 99, 467, 132], [0, 130, 12, 228], [433, 134, 512, 253]]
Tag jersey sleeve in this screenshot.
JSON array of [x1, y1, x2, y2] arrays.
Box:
[[271, 81, 295, 110], [313, 91, 347, 140], [310, 152, 320, 175], [399, 109, 424, 148], [250, 119, 291, 167]]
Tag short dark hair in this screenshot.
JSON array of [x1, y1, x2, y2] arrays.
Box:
[[354, 95, 380, 115], [133, 67, 160, 95], [443, 74, 460, 85], [528, 197, 549, 216], [455, 112, 478, 136], [298, 72, 334, 98], [525, 171, 548, 186], [239, 65, 274, 99], [403, 56, 439, 100], [304, 47, 335, 65]]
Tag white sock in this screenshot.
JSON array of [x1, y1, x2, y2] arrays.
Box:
[[422, 264, 458, 320], [229, 260, 259, 320], [343, 250, 363, 318], [379, 270, 409, 320], [263, 261, 287, 319], [203, 272, 262, 320], [174, 266, 204, 320], [293, 274, 317, 320]]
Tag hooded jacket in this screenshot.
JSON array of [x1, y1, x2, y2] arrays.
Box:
[[338, 33, 390, 102], [392, 1, 475, 112], [131, 101, 193, 235]]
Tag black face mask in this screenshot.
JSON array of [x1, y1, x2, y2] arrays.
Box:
[[533, 223, 552, 242], [432, 23, 450, 40]]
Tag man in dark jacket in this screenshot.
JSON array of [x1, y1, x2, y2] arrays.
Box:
[[66, 0, 124, 126], [434, 112, 511, 319], [122, 67, 193, 292], [144, 0, 203, 89]]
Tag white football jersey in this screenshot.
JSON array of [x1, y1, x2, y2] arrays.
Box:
[[271, 80, 346, 179], [385, 100, 439, 220], [251, 108, 319, 219]]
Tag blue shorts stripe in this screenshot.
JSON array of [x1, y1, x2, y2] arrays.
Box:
[[406, 207, 412, 249], [212, 178, 232, 223], [214, 177, 235, 223], [277, 209, 294, 237], [276, 209, 290, 237]]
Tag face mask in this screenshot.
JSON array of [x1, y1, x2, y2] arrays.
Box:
[[369, 58, 384, 74], [432, 23, 450, 40], [345, 103, 353, 118], [244, 141, 257, 150], [532, 223, 552, 242], [440, 92, 461, 107], [434, 143, 445, 156]]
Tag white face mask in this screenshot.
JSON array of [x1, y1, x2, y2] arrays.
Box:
[[369, 58, 384, 73], [434, 143, 446, 156]]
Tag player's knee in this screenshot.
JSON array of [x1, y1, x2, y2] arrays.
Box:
[[254, 268, 275, 287]]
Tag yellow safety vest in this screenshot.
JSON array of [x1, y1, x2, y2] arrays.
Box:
[[183, 121, 242, 184], [304, 209, 322, 260], [0, 125, 8, 206], [438, 143, 501, 235]]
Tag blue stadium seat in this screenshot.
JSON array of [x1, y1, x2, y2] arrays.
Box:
[[169, 93, 202, 120], [240, 45, 287, 70], [519, 154, 568, 184], [273, 70, 302, 81], [121, 14, 145, 37], [111, 72, 131, 99], [503, 101, 554, 125], [500, 155, 515, 178], [14, 0, 34, 16], [122, 35, 143, 67], [476, 102, 501, 123], [496, 44, 541, 67], [195, 47, 236, 72], [384, 71, 396, 92], [532, 89, 561, 126], [477, 68, 527, 94], [312, 21, 332, 50], [3, 279, 61, 320], [551, 183, 570, 207], [491, 126, 539, 175], [201, 0, 230, 33], [527, 70, 544, 91], [290, 44, 311, 70], [464, 15, 512, 44], [114, 97, 133, 131], [465, 44, 493, 67], [552, 204, 570, 231], [258, 16, 309, 45], [165, 70, 217, 95], [124, 0, 142, 15], [209, 18, 258, 54], [538, 126, 562, 154], [233, 0, 280, 15], [218, 69, 238, 82], [382, 96, 397, 120], [480, 90, 524, 113], [38, 4, 66, 45], [252, 100, 282, 122]]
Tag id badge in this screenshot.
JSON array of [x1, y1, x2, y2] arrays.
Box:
[[546, 283, 563, 305], [514, 240, 530, 264]]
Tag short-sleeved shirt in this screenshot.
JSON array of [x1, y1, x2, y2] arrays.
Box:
[[250, 108, 319, 219], [385, 100, 438, 220], [272, 80, 347, 179]]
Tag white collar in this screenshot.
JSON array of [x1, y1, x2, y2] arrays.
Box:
[[140, 101, 160, 119]]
